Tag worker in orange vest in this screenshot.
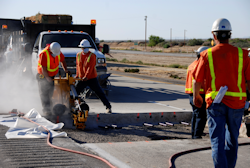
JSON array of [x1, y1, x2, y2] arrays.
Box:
[[185, 46, 208, 139], [95, 38, 113, 58], [75, 39, 112, 113], [193, 18, 250, 168], [37, 42, 69, 116]]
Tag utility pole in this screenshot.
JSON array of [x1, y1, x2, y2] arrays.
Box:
[[145, 16, 147, 51], [170, 28, 172, 52], [184, 29, 187, 46]]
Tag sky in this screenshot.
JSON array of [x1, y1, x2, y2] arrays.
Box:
[[0, 0, 249, 41]]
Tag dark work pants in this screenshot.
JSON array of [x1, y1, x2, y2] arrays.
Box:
[[75, 78, 111, 109], [36, 74, 54, 114], [189, 94, 207, 139]]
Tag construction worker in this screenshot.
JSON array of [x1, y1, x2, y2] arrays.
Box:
[[37, 42, 69, 116], [75, 39, 112, 113], [193, 18, 250, 168], [185, 46, 208, 139], [95, 38, 113, 58]]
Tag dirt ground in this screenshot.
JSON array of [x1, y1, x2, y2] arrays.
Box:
[[106, 51, 196, 80], [102, 42, 199, 80]]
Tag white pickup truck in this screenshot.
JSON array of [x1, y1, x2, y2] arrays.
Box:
[[31, 30, 108, 77]]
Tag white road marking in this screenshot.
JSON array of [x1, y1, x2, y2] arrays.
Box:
[[148, 101, 188, 111]]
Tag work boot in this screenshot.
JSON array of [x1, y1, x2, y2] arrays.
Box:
[[106, 108, 112, 114]]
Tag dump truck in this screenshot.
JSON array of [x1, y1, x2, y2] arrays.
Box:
[[0, 15, 109, 77]]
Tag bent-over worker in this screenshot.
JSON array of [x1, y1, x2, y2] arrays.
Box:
[[37, 42, 69, 116]]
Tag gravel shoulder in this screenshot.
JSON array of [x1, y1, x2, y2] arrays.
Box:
[[107, 51, 196, 80]]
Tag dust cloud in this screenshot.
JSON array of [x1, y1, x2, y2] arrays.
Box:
[[0, 53, 43, 114]]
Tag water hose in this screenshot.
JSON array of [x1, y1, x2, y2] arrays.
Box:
[[168, 141, 250, 168], [21, 115, 117, 168]]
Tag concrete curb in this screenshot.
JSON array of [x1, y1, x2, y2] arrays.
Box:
[[53, 111, 192, 129]]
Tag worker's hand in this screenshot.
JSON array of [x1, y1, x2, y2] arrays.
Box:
[[193, 94, 203, 108], [82, 77, 88, 81], [65, 70, 72, 76]]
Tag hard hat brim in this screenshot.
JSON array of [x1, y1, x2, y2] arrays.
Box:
[[78, 45, 91, 48]]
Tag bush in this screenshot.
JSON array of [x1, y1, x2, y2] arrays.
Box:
[[202, 41, 212, 46], [156, 41, 166, 47], [178, 42, 186, 47], [187, 39, 204, 46], [148, 35, 165, 47], [168, 64, 188, 69], [136, 60, 143, 64], [170, 41, 179, 46], [124, 69, 140, 73], [163, 43, 170, 48], [106, 58, 118, 62], [121, 58, 129, 63], [229, 38, 250, 48]]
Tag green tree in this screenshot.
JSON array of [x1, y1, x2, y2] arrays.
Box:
[[187, 39, 204, 46], [148, 35, 165, 47]]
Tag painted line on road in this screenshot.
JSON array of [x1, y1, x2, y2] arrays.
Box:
[[83, 143, 132, 168], [148, 101, 188, 111]]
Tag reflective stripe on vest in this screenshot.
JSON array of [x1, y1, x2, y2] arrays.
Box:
[[205, 47, 245, 100], [185, 77, 204, 93], [38, 50, 60, 72], [78, 52, 92, 63]]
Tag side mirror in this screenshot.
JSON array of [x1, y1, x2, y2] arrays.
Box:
[[102, 44, 110, 54], [33, 46, 39, 53]]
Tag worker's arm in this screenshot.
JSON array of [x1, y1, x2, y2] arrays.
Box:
[[42, 66, 53, 83], [61, 60, 69, 74], [193, 80, 203, 108]]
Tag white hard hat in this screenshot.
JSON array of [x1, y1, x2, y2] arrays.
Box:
[[50, 42, 61, 56], [211, 18, 232, 32], [78, 39, 91, 48], [195, 46, 209, 54], [95, 38, 100, 43]]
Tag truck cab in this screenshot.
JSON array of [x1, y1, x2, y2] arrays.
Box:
[[31, 30, 107, 77]]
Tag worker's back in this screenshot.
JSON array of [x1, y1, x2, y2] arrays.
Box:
[[200, 43, 250, 109]]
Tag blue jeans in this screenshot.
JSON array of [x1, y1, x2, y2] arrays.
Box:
[[189, 94, 207, 139], [207, 103, 244, 168]]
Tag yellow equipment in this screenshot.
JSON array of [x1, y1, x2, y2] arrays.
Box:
[[52, 73, 89, 130]]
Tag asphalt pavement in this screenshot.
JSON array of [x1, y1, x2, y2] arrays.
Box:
[[0, 71, 250, 168]]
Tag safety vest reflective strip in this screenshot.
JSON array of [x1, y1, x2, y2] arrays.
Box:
[[78, 53, 92, 63], [38, 50, 60, 72], [205, 47, 245, 100], [185, 77, 204, 92]]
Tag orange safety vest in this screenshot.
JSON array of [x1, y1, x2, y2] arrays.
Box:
[[205, 47, 246, 105], [76, 51, 97, 79], [37, 47, 61, 77], [185, 60, 204, 94]]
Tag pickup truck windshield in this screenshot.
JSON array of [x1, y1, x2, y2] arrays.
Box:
[[41, 34, 96, 49]]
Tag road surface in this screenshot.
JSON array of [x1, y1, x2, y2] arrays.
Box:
[[110, 49, 195, 57]]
